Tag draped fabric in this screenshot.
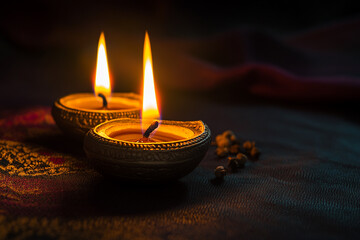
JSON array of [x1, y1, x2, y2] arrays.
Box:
[[0, 101, 359, 239], [1, 12, 360, 239]]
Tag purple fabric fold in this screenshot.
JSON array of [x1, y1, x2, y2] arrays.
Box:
[[1, 17, 360, 106], [151, 19, 360, 100]]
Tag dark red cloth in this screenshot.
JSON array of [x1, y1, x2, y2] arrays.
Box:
[[1, 99, 360, 239]]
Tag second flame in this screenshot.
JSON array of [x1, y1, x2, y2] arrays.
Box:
[[142, 31, 160, 120]]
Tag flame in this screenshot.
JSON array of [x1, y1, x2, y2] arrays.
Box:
[[94, 32, 111, 97], [142, 31, 160, 120]]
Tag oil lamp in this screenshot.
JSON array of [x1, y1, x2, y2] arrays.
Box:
[[83, 32, 211, 182], [52, 33, 141, 139]]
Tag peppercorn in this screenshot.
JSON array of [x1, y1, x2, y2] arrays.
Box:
[[218, 138, 231, 148], [243, 140, 254, 152], [236, 153, 248, 165], [227, 157, 241, 172], [223, 130, 235, 139], [250, 147, 260, 160], [230, 134, 237, 143], [215, 135, 223, 144], [229, 144, 241, 154], [214, 166, 226, 179], [216, 147, 229, 157]]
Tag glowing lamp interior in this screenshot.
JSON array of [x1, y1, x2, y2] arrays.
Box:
[[94, 32, 111, 97], [142, 31, 160, 121]]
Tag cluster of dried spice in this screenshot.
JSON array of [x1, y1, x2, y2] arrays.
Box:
[[213, 130, 261, 179]]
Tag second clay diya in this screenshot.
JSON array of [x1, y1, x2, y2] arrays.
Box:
[[52, 92, 141, 139], [52, 32, 141, 139], [83, 118, 211, 181]]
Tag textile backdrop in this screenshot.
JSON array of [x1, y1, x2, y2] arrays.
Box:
[[1, 10, 360, 240]]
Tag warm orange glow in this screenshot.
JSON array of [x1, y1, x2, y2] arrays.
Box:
[[142, 31, 160, 120], [94, 32, 111, 97]]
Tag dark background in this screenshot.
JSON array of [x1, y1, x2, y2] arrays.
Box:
[[1, 0, 360, 108]]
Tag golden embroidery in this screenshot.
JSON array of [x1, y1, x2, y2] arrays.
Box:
[[0, 140, 85, 177]]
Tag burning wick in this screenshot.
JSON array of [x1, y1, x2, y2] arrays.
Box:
[[137, 121, 159, 142], [143, 121, 159, 138], [97, 93, 108, 109]]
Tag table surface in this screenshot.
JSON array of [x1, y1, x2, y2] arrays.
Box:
[[1, 92, 359, 240], [1, 4, 360, 239]]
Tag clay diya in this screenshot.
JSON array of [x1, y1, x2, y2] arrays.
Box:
[[83, 32, 211, 181], [52, 32, 141, 139]]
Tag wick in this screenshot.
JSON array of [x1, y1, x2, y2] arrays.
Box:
[[136, 121, 159, 143], [98, 93, 108, 109], [143, 121, 159, 138]]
